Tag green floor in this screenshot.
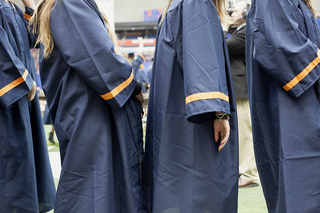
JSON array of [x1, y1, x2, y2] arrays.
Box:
[[44, 126, 268, 213], [238, 185, 268, 213], [48, 185, 268, 213], [45, 125, 59, 152]]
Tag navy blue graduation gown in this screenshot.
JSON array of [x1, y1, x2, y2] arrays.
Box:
[[131, 54, 145, 72], [246, 0, 320, 212], [137, 71, 150, 93], [42, 104, 53, 125], [39, 0, 146, 212], [0, 1, 56, 212], [145, 0, 238, 212], [132, 54, 150, 93]]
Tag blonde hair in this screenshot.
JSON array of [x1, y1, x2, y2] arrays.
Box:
[[31, 0, 120, 59], [160, 0, 231, 25], [212, 0, 232, 26], [159, 0, 173, 25], [304, 0, 316, 17]]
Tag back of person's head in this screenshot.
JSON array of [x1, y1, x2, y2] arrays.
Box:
[[231, 1, 249, 26]]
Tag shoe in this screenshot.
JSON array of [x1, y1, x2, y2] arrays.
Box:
[[48, 132, 55, 144], [238, 177, 259, 188]]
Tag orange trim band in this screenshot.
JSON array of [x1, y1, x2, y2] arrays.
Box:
[[136, 53, 146, 62], [24, 13, 32, 21], [0, 70, 28, 97], [185, 92, 229, 105], [101, 70, 134, 100], [283, 50, 320, 91]]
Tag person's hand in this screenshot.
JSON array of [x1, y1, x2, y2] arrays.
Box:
[[135, 91, 144, 104], [21, 0, 36, 10], [26, 81, 36, 101], [214, 119, 230, 151]]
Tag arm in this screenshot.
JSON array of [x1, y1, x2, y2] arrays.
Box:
[[21, 0, 35, 10], [13, 0, 37, 47], [182, 0, 231, 123], [50, 0, 136, 108], [0, 27, 35, 109], [251, 0, 320, 98], [181, 0, 231, 150], [131, 53, 145, 71]]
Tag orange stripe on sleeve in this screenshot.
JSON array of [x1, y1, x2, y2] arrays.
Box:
[[185, 92, 229, 105], [24, 13, 32, 21], [101, 70, 134, 100], [136, 53, 146, 62], [283, 50, 320, 91], [0, 70, 28, 97]]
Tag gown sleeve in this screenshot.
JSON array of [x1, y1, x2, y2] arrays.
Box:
[[10, 2, 37, 48], [251, 0, 320, 98], [131, 53, 145, 72], [0, 26, 34, 109], [181, 0, 231, 123], [23, 6, 37, 48], [50, 0, 136, 108]]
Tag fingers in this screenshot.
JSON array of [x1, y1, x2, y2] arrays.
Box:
[[214, 129, 219, 142], [213, 119, 230, 151], [213, 119, 220, 142], [218, 128, 230, 151], [27, 93, 35, 101]]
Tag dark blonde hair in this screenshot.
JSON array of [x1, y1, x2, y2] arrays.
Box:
[[160, 0, 231, 25], [304, 0, 316, 17], [31, 0, 120, 59]]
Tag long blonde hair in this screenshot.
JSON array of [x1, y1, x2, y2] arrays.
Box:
[[160, 0, 231, 25], [31, 0, 120, 59], [304, 0, 316, 17]]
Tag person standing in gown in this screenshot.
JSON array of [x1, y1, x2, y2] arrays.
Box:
[[144, 0, 238, 212], [0, 0, 56, 212], [246, 0, 320, 212], [226, 1, 259, 188], [31, 0, 146, 212]]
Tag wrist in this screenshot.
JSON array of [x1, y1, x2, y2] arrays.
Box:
[[214, 113, 230, 121]]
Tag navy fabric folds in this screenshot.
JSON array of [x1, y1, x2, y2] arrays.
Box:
[[246, 0, 320, 212], [144, 0, 239, 212], [39, 0, 147, 212], [0, 1, 56, 212]]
